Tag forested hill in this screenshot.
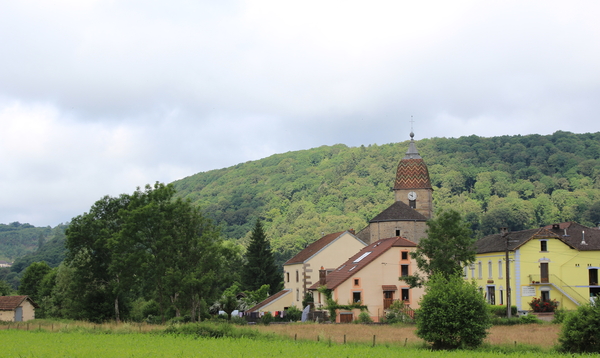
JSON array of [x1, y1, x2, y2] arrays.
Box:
[[173, 131, 600, 266]]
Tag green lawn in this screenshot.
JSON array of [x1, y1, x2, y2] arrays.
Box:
[[1, 330, 565, 357]]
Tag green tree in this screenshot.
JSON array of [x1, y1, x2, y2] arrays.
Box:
[[558, 301, 600, 353], [416, 273, 491, 349], [0, 279, 13, 295], [405, 210, 475, 288], [241, 219, 282, 293], [18, 261, 51, 302]]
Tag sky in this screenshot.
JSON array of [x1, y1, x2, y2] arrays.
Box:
[[1, 1, 599, 227]]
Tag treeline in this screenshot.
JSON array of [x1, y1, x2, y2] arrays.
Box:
[[0, 222, 52, 260], [173, 131, 600, 266]]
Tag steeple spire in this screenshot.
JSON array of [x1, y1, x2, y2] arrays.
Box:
[[403, 131, 422, 159]]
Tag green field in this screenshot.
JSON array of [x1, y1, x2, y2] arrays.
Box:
[[0, 330, 570, 358]]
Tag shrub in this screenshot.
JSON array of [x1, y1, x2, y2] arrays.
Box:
[[285, 306, 302, 322], [558, 301, 600, 353], [488, 305, 517, 317], [518, 314, 542, 324], [357, 311, 373, 324], [384, 300, 414, 324], [552, 308, 573, 324], [163, 322, 261, 339], [260, 312, 274, 325], [416, 273, 491, 349], [528, 297, 559, 312]]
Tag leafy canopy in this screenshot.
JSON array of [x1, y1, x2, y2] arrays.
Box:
[[405, 209, 475, 288]]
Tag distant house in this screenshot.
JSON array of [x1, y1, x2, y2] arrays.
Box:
[[472, 222, 600, 311], [247, 230, 367, 314], [309, 236, 425, 323], [0, 296, 39, 322], [0, 261, 12, 268]]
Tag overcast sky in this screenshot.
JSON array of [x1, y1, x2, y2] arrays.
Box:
[[1, 1, 599, 227]]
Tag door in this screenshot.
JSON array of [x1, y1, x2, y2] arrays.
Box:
[[487, 286, 496, 305], [339, 313, 353, 323], [15, 306, 23, 322], [540, 263, 549, 283], [383, 291, 394, 309]]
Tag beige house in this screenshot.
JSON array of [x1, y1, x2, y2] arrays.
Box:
[[0, 296, 38, 322], [247, 230, 367, 314], [309, 236, 425, 323]]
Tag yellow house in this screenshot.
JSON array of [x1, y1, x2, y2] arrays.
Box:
[[0, 295, 38, 322], [309, 236, 425, 323], [247, 230, 367, 314], [473, 222, 600, 312]]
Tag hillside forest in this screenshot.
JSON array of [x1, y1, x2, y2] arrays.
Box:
[[2, 131, 600, 284]]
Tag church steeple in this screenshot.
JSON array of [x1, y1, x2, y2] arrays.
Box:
[[393, 132, 433, 219]]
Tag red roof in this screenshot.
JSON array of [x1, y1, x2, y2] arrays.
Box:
[[0, 295, 39, 310], [394, 158, 432, 190], [284, 230, 364, 265], [309, 236, 417, 290], [246, 289, 291, 313]]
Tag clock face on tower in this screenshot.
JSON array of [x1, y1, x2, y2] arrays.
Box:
[[408, 191, 417, 201]]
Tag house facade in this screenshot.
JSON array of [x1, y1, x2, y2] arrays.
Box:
[[472, 222, 600, 311], [247, 230, 367, 313], [0, 295, 38, 322], [309, 236, 425, 322]]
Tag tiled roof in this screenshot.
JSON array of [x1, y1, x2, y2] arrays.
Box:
[[475, 228, 575, 254], [382, 285, 397, 291], [0, 295, 38, 310], [369, 201, 427, 223], [544, 222, 600, 251], [246, 289, 291, 313], [309, 236, 417, 291], [284, 230, 365, 265], [394, 158, 432, 190]]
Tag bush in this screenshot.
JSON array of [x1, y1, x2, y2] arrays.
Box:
[[528, 297, 559, 312], [384, 300, 414, 324], [518, 314, 542, 324], [416, 273, 491, 349], [558, 301, 600, 353], [163, 322, 261, 339], [357, 311, 373, 324], [488, 305, 517, 317], [260, 312, 273, 325], [552, 308, 573, 324], [285, 306, 302, 322]]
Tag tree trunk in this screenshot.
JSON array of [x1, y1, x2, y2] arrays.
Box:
[[114, 296, 120, 323]]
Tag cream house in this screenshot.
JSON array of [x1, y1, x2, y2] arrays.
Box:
[[309, 236, 425, 323], [247, 230, 367, 314], [0, 295, 38, 322]]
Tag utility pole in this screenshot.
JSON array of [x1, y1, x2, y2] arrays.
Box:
[[501, 227, 512, 318]]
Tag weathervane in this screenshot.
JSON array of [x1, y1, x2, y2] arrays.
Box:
[[410, 115, 415, 138]]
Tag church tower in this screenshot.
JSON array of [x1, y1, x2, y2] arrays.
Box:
[[356, 132, 433, 244], [393, 132, 433, 219]]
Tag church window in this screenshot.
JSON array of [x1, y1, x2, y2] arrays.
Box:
[[395, 229, 401, 236], [409, 200, 416, 209]]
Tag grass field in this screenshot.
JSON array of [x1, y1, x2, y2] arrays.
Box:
[[0, 329, 566, 358]]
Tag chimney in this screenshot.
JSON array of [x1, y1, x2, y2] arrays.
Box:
[[349, 228, 355, 234], [319, 266, 327, 286], [582, 231, 587, 245]]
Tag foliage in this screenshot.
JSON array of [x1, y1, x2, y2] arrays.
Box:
[[260, 311, 274, 325], [488, 305, 517, 317], [405, 210, 475, 288], [241, 219, 282, 293], [10, 224, 68, 274], [357, 310, 373, 323], [416, 273, 491, 349], [218, 283, 242, 320], [316, 286, 367, 323], [384, 300, 414, 323], [558, 300, 600, 353], [0, 222, 52, 262], [65, 182, 235, 323], [302, 291, 313, 308], [163, 321, 263, 339], [528, 297, 559, 312], [518, 314, 543, 324], [0, 279, 13, 295], [17, 261, 51, 302], [552, 308, 573, 324], [241, 284, 270, 309], [284, 305, 302, 322]]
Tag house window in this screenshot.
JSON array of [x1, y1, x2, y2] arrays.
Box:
[[590, 269, 598, 286], [296, 289, 299, 301], [296, 270, 299, 283], [487, 286, 496, 305], [540, 240, 548, 252], [401, 288, 410, 301], [286, 272, 289, 282], [354, 279, 359, 286], [401, 251, 408, 260], [478, 261, 482, 279], [499, 288, 504, 305], [470, 265, 475, 278], [353, 291, 361, 303], [541, 290, 550, 302], [463, 266, 468, 278], [488, 261, 493, 279], [498, 260, 503, 279], [401, 265, 409, 277]]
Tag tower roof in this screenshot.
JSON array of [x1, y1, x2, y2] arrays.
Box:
[[394, 133, 432, 190]]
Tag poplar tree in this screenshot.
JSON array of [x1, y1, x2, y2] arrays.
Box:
[[242, 219, 282, 293]]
